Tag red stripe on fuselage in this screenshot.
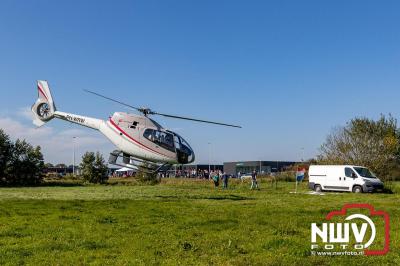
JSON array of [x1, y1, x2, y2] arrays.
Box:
[[37, 84, 48, 101], [109, 118, 173, 159]]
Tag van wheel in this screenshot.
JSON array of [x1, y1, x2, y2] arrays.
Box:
[[352, 186, 363, 193], [314, 184, 322, 192]]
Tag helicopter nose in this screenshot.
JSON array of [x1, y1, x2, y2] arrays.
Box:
[[176, 144, 195, 164]]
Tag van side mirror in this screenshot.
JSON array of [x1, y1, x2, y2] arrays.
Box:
[[352, 173, 357, 178]]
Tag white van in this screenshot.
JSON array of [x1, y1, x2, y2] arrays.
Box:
[[308, 165, 384, 193]]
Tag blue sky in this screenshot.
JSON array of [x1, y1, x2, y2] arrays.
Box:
[[1, 0, 400, 164]]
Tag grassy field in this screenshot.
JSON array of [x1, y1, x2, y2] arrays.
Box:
[[0, 178, 399, 265]]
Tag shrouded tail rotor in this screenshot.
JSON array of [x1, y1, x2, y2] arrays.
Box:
[[31, 80, 57, 127]]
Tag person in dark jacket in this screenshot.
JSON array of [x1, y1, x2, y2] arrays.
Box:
[[250, 170, 259, 190], [222, 172, 229, 189]]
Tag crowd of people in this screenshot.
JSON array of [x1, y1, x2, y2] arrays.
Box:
[[160, 168, 222, 179], [158, 169, 260, 190]]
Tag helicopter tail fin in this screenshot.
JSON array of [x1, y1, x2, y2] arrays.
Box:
[[31, 80, 57, 127]]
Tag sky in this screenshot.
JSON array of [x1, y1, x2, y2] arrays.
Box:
[[0, 0, 400, 165]]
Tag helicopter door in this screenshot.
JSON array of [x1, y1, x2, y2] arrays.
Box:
[[174, 135, 181, 151]]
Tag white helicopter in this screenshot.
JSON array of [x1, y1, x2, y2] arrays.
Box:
[[31, 80, 241, 172]]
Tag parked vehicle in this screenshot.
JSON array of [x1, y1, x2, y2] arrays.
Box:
[[239, 173, 252, 181], [308, 165, 384, 193]]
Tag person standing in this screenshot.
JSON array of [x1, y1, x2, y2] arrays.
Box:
[[250, 170, 259, 190], [222, 172, 229, 189], [212, 171, 220, 188]]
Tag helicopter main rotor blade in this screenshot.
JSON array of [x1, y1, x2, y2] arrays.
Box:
[[153, 112, 242, 128], [83, 89, 141, 111], [84, 89, 241, 128]]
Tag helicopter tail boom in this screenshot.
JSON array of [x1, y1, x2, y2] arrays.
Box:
[[54, 111, 103, 130]]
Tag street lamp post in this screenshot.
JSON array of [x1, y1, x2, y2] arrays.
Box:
[[208, 142, 211, 178], [73, 136, 76, 176]]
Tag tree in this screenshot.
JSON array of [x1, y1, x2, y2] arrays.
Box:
[[318, 115, 400, 181], [44, 163, 54, 168], [80, 151, 108, 183], [94, 152, 108, 184], [1, 137, 44, 186], [0, 129, 12, 178], [80, 152, 96, 182]]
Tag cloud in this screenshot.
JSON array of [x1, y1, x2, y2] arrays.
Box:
[[0, 116, 114, 164], [17, 106, 34, 121]]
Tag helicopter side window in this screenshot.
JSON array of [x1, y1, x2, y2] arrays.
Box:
[[143, 129, 154, 141], [143, 129, 175, 152]]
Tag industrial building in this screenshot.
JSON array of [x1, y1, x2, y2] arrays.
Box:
[[223, 161, 299, 176]]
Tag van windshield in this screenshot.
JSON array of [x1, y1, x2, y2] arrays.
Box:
[[354, 167, 376, 178]]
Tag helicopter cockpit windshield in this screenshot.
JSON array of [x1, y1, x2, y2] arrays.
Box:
[[172, 132, 195, 164]]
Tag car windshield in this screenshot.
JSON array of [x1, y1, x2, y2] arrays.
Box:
[[353, 167, 376, 178]]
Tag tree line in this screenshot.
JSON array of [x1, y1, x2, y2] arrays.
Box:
[[0, 129, 109, 185]]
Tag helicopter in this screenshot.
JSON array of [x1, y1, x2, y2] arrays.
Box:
[[31, 80, 241, 172]]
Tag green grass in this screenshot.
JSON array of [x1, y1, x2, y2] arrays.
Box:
[[0, 179, 399, 265]]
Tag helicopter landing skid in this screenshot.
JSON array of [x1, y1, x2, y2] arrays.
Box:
[[108, 150, 171, 174]]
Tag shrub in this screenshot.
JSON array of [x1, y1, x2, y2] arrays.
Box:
[[135, 163, 160, 185], [80, 152, 108, 184]]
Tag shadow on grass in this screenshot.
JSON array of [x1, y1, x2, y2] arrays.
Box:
[[0, 181, 84, 188], [155, 194, 254, 201], [35, 181, 84, 187], [382, 187, 394, 194]]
